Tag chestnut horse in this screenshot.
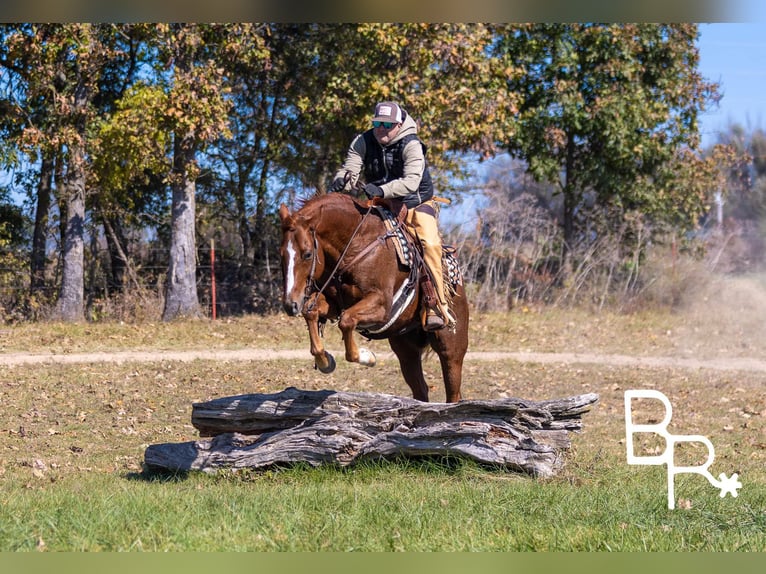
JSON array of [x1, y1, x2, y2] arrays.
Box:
[[278, 192, 468, 403]]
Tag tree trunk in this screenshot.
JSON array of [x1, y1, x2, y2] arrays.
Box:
[[52, 26, 98, 323], [145, 387, 599, 478], [234, 173, 252, 269], [54, 144, 86, 322], [102, 214, 127, 292], [30, 153, 54, 296], [252, 93, 279, 270], [562, 132, 577, 269], [162, 133, 201, 321]]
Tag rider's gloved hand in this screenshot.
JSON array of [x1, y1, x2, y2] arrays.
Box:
[[329, 177, 346, 192], [364, 183, 384, 199]]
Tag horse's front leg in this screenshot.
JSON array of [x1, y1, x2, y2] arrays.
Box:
[[339, 324, 377, 367], [303, 294, 336, 374], [338, 294, 387, 367]]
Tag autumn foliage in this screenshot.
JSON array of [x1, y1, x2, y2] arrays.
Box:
[[0, 23, 755, 322]]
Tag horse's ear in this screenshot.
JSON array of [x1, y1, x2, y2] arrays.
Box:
[[278, 204, 291, 225]]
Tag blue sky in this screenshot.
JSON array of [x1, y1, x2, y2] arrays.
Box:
[[698, 22, 766, 146]]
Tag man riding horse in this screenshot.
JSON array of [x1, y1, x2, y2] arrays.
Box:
[[329, 101, 455, 332]]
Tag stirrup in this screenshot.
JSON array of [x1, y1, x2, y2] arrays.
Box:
[[424, 311, 446, 332]]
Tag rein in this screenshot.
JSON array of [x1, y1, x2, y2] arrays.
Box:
[[304, 201, 376, 313]]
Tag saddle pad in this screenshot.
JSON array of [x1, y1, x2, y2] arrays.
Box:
[[375, 205, 463, 287], [444, 246, 463, 287], [375, 205, 413, 268]]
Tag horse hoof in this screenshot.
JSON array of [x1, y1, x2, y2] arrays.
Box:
[[358, 348, 377, 367], [315, 351, 336, 374]]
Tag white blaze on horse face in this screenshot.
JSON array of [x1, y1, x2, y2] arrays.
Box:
[[285, 238, 297, 297]]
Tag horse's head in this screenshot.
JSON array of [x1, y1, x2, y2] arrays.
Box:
[[278, 203, 317, 316]]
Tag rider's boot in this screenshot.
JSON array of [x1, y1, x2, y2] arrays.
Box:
[[420, 273, 452, 331], [425, 308, 446, 331]]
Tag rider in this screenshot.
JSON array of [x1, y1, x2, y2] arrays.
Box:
[[329, 101, 455, 331]]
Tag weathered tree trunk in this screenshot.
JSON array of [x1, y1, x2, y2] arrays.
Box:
[[54, 143, 86, 322], [162, 133, 202, 321], [145, 388, 599, 478], [53, 26, 99, 323]]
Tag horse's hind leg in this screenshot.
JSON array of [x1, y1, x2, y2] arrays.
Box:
[[388, 334, 429, 402], [433, 342, 464, 403], [428, 330, 465, 403], [429, 286, 469, 403]]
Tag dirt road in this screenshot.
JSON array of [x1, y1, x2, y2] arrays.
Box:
[[3, 348, 766, 372]]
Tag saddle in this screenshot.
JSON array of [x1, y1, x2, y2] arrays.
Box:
[[372, 197, 461, 283], [359, 198, 460, 337]]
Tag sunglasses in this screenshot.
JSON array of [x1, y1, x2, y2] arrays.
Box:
[[373, 121, 396, 129]]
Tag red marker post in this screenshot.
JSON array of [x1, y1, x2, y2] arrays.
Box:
[[210, 238, 216, 320]]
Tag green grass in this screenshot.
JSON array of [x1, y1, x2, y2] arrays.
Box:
[[1, 460, 763, 551], [1, 302, 766, 551]]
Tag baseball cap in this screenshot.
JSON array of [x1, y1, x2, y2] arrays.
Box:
[[372, 101, 404, 124]]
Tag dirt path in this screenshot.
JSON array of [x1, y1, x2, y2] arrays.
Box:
[[3, 348, 766, 372]]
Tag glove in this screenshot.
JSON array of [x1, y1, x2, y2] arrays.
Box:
[[329, 177, 346, 192], [364, 183, 384, 199]]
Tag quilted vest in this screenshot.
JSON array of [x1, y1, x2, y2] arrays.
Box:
[[362, 131, 434, 208]]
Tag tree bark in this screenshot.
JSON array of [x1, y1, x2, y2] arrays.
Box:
[[145, 387, 599, 478], [54, 143, 86, 322], [30, 153, 54, 296], [102, 214, 127, 292], [162, 132, 202, 321], [161, 26, 203, 321], [52, 25, 99, 322]]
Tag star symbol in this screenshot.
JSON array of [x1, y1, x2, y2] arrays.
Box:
[[717, 472, 742, 498]]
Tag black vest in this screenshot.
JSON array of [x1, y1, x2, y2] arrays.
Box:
[[362, 131, 434, 208]]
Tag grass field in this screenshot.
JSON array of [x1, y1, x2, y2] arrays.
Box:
[[1, 284, 766, 550]]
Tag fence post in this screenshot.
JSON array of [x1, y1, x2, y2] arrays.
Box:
[[210, 238, 216, 320]]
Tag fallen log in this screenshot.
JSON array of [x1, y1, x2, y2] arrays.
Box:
[[144, 387, 599, 478]]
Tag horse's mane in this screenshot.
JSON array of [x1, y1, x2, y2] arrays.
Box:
[[296, 192, 366, 219]]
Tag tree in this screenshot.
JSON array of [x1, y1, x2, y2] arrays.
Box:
[[0, 25, 48, 300], [196, 23, 515, 309], [272, 23, 517, 195], [88, 24, 148, 295], [711, 123, 765, 223], [196, 24, 275, 275], [30, 152, 53, 295], [153, 24, 234, 321], [2, 24, 117, 321], [91, 81, 171, 294], [494, 24, 720, 263]]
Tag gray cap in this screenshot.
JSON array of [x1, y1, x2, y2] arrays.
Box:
[[372, 101, 404, 123]]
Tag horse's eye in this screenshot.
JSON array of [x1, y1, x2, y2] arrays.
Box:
[[302, 252, 312, 261]]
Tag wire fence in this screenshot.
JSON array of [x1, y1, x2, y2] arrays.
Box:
[[4, 209, 766, 324], [0, 244, 285, 322]]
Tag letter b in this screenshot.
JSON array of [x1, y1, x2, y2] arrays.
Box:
[[624, 389, 674, 466]]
